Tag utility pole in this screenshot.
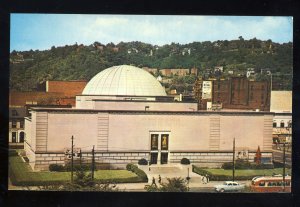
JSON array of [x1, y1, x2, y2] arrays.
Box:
[[233, 138, 236, 182], [283, 142, 286, 192], [79, 149, 82, 167], [71, 135, 74, 183], [91, 145, 95, 180]]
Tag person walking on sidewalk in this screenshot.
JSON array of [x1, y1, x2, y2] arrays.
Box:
[[151, 177, 157, 186], [158, 175, 161, 184], [206, 174, 210, 183], [202, 175, 207, 184]]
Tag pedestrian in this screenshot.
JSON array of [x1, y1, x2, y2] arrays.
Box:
[[152, 177, 157, 186], [202, 175, 207, 184], [206, 174, 210, 183], [149, 167, 151, 171], [158, 175, 161, 184]]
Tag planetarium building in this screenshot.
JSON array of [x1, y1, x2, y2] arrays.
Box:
[[25, 65, 274, 170]]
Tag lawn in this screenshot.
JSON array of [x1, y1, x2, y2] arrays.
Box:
[[9, 152, 140, 186], [205, 168, 292, 176], [192, 165, 292, 181]]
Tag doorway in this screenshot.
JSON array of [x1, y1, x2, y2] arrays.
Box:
[[150, 153, 158, 164], [150, 132, 169, 165]]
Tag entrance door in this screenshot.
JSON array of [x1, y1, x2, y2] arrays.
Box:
[[161, 153, 168, 164], [160, 134, 169, 164], [12, 132, 17, 143], [150, 132, 169, 165], [150, 153, 158, 164]]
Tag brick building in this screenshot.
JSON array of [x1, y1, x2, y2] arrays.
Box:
[[10, 80, 87, 107], [9, 80, 87, 146], [195, 77, 271, 111]]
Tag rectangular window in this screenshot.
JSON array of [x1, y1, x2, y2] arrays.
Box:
[[12, 121, 17, 128], [273, 122, 277, 127], [161, 134, 169, 150], [12, 132, 17, 143], [151, 134, 158, 150], [20, 121, 24, 128], [280, 122, 285, 128]]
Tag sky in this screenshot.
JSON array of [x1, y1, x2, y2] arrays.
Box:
[[10, 14, 293, 52]]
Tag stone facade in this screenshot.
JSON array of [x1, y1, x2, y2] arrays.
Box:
[[28, 148, 273, 171]]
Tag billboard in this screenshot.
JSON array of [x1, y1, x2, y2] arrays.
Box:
[[202, 81, 212, 99]]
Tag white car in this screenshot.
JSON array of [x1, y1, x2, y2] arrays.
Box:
[[214, 181, 245, 192]]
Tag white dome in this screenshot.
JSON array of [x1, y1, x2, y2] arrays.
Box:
[[82, 65, 167, 96]]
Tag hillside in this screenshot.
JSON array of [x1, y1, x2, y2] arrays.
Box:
[[10, 38, 293, 91]]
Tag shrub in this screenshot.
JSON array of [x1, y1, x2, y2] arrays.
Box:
[[65, 164, 91, 171], [180, 158, 190, 165], [49, 164, 65, 172], [222, 160, 274, 170], [222, 162, 233, 170], [138, 158, 148, 165], [126, 163, 148, 182]]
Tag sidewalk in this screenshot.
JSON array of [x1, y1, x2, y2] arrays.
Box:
[[115, 180, 251, 192]]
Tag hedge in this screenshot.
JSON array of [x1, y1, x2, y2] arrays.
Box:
[[126, 163, 148, 182], [222, 160, 274, 170], [192, 165, 256, 181]]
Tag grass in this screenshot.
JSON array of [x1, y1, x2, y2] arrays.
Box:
[[9, 152, 140, 186], [205, 168, 292, 176]]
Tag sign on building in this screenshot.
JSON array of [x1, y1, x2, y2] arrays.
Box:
[[202, 81, 212, 99]]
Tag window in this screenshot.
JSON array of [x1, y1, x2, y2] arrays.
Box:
[[273, 122, 277, 128], [20, 121, 24, 128], [259, 182, 265, 186], [12, 132, 17, 143], [12, 110, 18, 116], [161, 134, 169, 150], [151, 134, 158, 150], [280, 121, 285, 128], [250, 85, 254, 90], [12, 121, 17, 128]]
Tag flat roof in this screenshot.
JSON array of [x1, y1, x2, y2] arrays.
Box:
[[29, 107, 275, 115]]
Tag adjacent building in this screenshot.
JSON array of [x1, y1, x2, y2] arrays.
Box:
[[194, 77, 271, 111], [9, 80, 87, 146], [270, 91, 292, 144]]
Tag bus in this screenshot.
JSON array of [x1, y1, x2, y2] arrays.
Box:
[[250, 175, 291, 192]]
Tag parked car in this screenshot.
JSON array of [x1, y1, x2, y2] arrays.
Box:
[[214, 181, 245, 192]]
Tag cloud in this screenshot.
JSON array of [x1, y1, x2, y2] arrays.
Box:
[[10, 14, 293, 51]]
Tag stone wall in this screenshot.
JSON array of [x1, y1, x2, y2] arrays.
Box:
[[169, 152, 273, 168], [30, 150, 273, 171], [32, 151, 149, 171]]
